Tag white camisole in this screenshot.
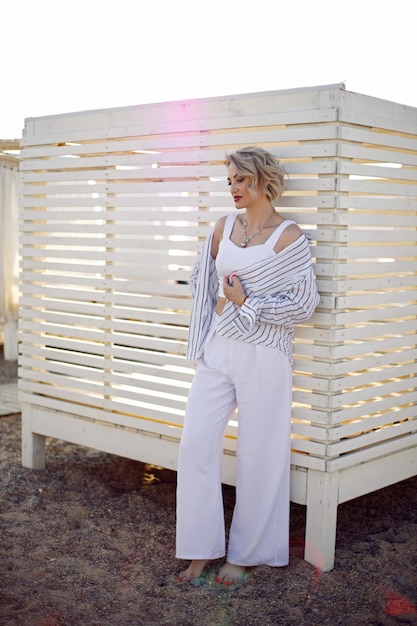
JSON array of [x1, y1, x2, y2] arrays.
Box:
[[216, 214, 296, 297]]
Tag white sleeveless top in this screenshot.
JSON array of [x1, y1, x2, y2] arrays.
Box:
[[216, 214, 296, 297]]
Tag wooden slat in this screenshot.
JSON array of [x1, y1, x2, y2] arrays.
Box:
[[338, 178, 417, 196], [19, 392, 186, 439], [327, 432, 417, 472], [340, 124, 417, 154], [339, 161, 417, 182], [21, 97, 341, 145], [339, 142, 417, 168], [339, 108, 417, 137], [20, 132, 340, 169]]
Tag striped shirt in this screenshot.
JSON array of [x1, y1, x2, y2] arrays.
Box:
[[186, 228, 320, 366]]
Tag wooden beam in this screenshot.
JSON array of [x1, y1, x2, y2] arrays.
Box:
[[0, 139, 21, 150]]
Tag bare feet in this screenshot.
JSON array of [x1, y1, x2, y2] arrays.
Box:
[[177, 559, 210, 583], [216, 562, 247, 585]]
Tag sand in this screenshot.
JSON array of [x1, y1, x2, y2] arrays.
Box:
[[0, 349, 416, 625]]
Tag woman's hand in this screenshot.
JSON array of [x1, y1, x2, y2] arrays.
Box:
[[223, 274, 247, 307]]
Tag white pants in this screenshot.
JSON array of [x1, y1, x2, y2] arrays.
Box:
[[176, 318, 293, 567]]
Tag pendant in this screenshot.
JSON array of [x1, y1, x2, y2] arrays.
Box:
[[241, 237, 250, 248]]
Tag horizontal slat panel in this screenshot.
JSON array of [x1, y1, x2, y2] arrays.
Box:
[[20, 326, 187, 355], [21, 98, 340, 145], [21, 126, 340, 160], [327, 432, 417, 472], [20, 280, 191, 300], [20, 134, 340, 170], [331, 409, 417, 442], [19, 349, 194, 382], [329, 381, 417, 410], [318, 275, 417, 293], [22, 162, 336, 191], [323, 393, 417, 425], [29, 306, 191, 327], [311, 318, 417, 342], [339, 143, 417, 168], [20, 85, 417, 475], [21, 144, 339, 181], [316, 304, 417, 326], [336, 291, 416, 308], [340, 125, 417, 154], [339, 161, 417, 182], [338, 178, 417, 196], [338, 230, 417, 244], [315, 245, 416, 260], [339, 101, 417, 134], [295, 361, 416, 394], [19, 352, 103, 374], [324, 347, 417, 378], [339, 195, 417, 211], [20, 392, 186, 439]]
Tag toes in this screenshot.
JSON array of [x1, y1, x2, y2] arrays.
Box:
[[216, 575, 236, 585], [216, 568, 249, 586]]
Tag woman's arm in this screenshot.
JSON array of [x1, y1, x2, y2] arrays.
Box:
[[190, 217, 225, 296], [224, 271, 319, 327], [223, 234, 320, 330], [241, 276, 320, 327], [210, 215, 226, 260]]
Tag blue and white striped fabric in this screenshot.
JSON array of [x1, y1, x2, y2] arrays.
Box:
[[186, 229, 320, 366]]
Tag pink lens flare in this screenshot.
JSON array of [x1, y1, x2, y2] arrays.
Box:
[[377, 585, 417, 617]]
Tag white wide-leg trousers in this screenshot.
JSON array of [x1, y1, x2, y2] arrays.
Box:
[[176, 320, 293, 567]]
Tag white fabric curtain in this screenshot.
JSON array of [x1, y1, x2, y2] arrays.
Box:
[[0, 164, 20, 360]]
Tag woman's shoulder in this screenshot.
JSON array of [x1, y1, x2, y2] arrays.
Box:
[[214, 212, 236, 230], [213, 214, 228, 233], [213, 213, 236, 240], [273, 220, 303, 254], [211, 214, 232, 259]]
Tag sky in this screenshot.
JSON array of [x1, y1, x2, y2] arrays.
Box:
[[1, 0, 417, 140]]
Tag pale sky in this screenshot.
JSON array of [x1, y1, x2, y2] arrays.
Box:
[[2, 0, 416, 140]]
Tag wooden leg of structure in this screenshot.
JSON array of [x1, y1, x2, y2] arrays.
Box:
[[3, 320, 18, 361], [21, 403, 46, 469], [304, 469, 340, 572]]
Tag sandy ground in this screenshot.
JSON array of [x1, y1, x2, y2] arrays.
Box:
[[1, 348, 417, 626]]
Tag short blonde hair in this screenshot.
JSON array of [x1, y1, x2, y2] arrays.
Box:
[[226, 146, 286, 202]]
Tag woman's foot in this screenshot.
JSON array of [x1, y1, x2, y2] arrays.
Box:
[[216, 562, 247, 585], [177, 559, 210, 583]]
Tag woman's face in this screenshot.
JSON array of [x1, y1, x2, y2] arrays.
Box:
[[227, 162, 262, 210]]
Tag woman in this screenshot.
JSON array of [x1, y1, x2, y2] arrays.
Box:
[[176, 146, 320, 585]]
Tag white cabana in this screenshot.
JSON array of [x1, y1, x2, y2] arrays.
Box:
[[19, 85, 417, 571]]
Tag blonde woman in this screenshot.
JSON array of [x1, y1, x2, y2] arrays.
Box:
[[176, 147, 320, 585]]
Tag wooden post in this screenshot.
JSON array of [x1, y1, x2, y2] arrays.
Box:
[[304, 468, 340, 572], [21, 403, 46, 469], [3, 319, 18, 361]]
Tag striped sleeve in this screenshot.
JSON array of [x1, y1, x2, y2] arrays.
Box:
[[186, 232, 218, 360], [236, 270, 319, 332], [232, 235, 320, 334]]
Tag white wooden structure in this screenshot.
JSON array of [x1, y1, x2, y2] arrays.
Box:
[[19, 84, 417, 571], [0, 141, 20, 360]]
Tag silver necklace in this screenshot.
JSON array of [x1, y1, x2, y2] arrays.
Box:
[[240, 211, 275, 247]]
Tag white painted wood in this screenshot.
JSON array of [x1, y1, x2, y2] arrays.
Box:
[[19, 84, 417, 571], [338, 445, 417, 503], [21, 403, 46, 469], [305, 470, 340, 571], [3, 320, 18, 360], [29, 405, 182, 472]]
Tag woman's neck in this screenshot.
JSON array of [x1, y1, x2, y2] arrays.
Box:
[[240, 204, 275, 229]]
